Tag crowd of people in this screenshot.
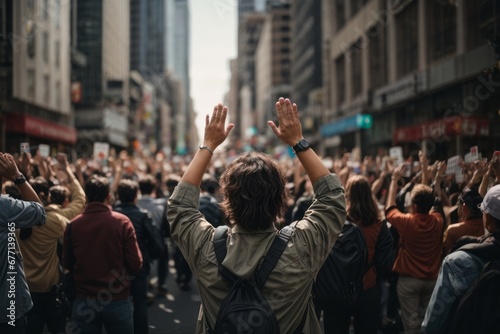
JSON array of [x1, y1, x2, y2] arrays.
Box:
[[0, 97, 499, 334]]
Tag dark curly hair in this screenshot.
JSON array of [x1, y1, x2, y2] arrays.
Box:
[[219, 152, 287, 231]]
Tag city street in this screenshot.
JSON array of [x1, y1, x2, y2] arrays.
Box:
[[147, 260, 201, 333]]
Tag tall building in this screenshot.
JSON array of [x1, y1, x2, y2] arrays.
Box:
[[291, 0, 322, 143], [130, 0, 165, 75], [255, 1, 292, 136], [321, 0, 500, 159], [1, 0, 76, 153], [73, 0, 130, 152], [234, 12, 265, 142], [165, 0, 192, 154]]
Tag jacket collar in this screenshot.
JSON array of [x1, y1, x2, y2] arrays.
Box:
[[83, 202, 112, 214], [230, 223, 278, 235]]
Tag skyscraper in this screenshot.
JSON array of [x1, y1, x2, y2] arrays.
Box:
[[73, 0, 130, 150], [130, 0, 165, 76], [165, 0, 191, 154]]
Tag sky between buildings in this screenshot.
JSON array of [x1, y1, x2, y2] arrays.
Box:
[[190, 0, 237, 142]]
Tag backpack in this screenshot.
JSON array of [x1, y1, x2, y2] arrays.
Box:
[[209, 224, 303, 334], [313, 221, 368, 309], [141, 212, 164, 260], [446, 239, 500, 334]]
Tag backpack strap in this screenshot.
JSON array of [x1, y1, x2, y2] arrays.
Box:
[[213, 225, 239, 285], [255, 222, 297, 289]]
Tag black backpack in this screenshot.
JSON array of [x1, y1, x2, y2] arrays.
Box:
[[446, 239, 500, 334], [313, 221, 368, 309], [209, 224, 303, 334]]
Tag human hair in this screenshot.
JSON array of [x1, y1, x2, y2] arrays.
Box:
[[31, 176, 50, 205], [410, 184, 435, 214], [3, 181, 22, 200], [117, 179, 138, 204], [201, 174, 219, 195], [85, 176, 110, 203], [138, 175, 155, 195], [345, 175, 380, 226], [219, 152, 287, 231], [49, 185, 68, 205]]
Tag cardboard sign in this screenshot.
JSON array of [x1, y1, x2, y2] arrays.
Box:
[[38, 144, 50, 158], [93, 142, 110, 162], [446, 155, 460, 175], [389, 146, 404, 167], [20, 142, 30, 154], [455, 166, 465, 183], [464, 153, 473, 164], [470, 146, 479, 162]]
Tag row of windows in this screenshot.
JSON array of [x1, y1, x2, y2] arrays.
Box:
[[333, 0, 499, 107]]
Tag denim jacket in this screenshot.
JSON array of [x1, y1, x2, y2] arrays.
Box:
[[421, 248, 485, 333], [0, 195, 46, 323]]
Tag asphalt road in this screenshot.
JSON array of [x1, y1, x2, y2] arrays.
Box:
[[147, 259, 201, 334]]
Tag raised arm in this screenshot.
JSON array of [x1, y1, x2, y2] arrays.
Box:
[[180, 104, 234, 187], [268, 98, 329, 183], [0, 153, 42, 204]]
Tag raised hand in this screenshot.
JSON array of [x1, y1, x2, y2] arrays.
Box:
[[203, 103, 234, 151], [0, 153, 23, 181], [268, 97, 303, 147]]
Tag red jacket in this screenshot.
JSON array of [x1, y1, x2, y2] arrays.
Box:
[[64, 202, 143, 300]]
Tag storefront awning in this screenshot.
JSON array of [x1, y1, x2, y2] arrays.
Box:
[[5, 114, 77, 145], [393, 117, 490, 144]]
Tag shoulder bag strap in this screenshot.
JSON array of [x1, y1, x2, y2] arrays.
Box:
[[255, 222, 297, 290]]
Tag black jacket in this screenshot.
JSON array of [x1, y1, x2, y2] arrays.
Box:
[[114, 202, 156, 274]]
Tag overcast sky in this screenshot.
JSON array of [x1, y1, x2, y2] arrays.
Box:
[[190, 0, 237, 140]]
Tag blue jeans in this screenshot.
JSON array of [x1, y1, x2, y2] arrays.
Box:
[[68, 298, 133, 334], [131, 272, 149, 333]]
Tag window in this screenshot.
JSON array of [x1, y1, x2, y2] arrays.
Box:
[[351, 0, 368, 17], [44, 75, 50, 104], [369, 25, 387, 89], [55, 41, 60, 68], [56, 81, 61, 109], [43, 32, 49, 63], [396, 1, 419, 78], [336, 55, 345, 106], [42, 0, 49, 20], [336, 0, 346, 30], [430, 1, 457, 60], [478, 0, 500, 43], [27, 69, 35, 100], [351, 40, 362, 98]]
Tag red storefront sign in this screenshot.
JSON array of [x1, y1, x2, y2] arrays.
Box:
[[393, 117, 490, 144], [5, 114, 77, 144]]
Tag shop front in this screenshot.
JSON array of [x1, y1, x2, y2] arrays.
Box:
[[3, 113, 77, 156], [393, 116, 491, 160], [320, 113, 373, 157]]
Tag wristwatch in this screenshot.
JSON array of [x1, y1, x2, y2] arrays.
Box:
[[13, 174, 26, 186], [292, 138, 310, 154]]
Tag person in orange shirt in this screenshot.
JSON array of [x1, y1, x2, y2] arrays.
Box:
[[442, 189, 484, 256], [385, 164, 445, 334]]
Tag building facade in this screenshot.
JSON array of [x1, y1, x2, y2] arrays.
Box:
[[165, 0, 194, 154], [255, 1, 292, 138], [321, 0, 500, 160], [1, 0, 76, 153], [72, 0, 130, 153]]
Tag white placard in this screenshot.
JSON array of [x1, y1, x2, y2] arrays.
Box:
[[455, 166, 464, 183], [389, 146, 404, 167], [446, 155, 460, 175], [470, 146, 479, 162], [93, 142, 110, 162], [464, 153, 473, 164], [38, 144, 50, 158], [20, 142, 30, 154]]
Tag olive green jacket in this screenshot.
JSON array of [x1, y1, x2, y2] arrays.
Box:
[[168, 174, 346, 333]]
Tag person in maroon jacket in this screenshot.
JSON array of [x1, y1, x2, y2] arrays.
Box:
[[63, 176, 142, 334]]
